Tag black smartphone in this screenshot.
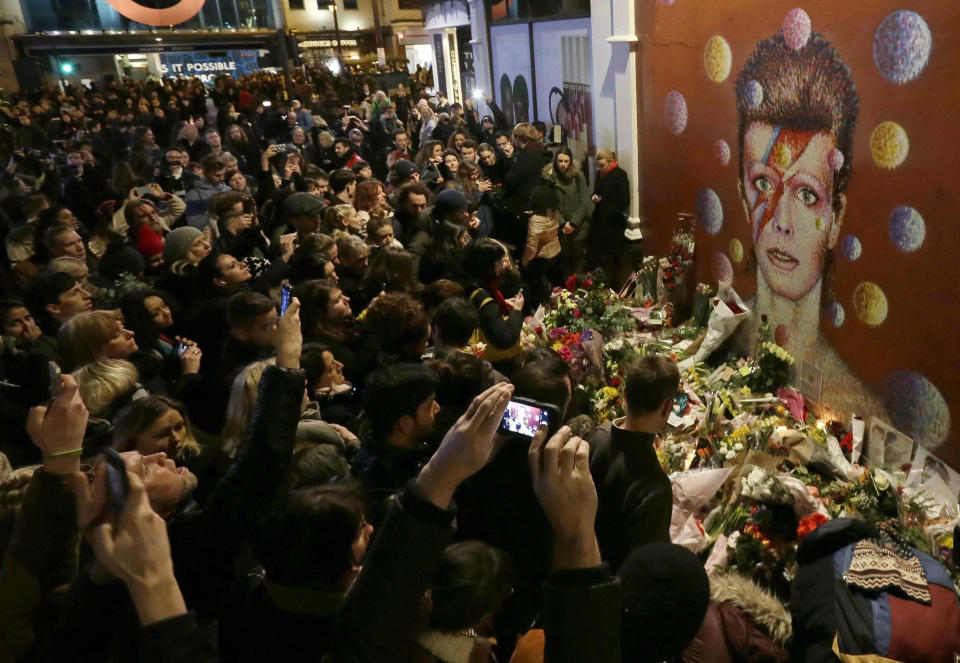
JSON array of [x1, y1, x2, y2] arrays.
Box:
[[48, 361, 62, 399], [498, 397, 558, 440], [174, 341, 189, 357], [279, 282, 293, 316], [102, 447, 130, 515]]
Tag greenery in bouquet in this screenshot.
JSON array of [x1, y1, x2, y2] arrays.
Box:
[[578, 382, 624, 424], [659, 227, 695, 291], [747, 342, 795, 393], [635, 255, 659, 302], [547, 327, 604, 384], [691, 282, 715, 328], [544, 275, 636, 338], [657, 436, 695, 475], [726, 504, 798, 597]]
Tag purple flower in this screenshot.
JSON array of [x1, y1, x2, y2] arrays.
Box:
[[548, 327, 568, 340]]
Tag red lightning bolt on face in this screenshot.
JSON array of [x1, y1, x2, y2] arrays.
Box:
[[752, 127, 820, 240]]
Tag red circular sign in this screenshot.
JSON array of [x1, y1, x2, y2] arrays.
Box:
[[104, 0, 207, 27]]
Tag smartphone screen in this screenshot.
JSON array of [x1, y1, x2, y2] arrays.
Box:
[[102, 448, 130, 515], [136, 185, 152, 196], [48, 361, 62, 399], [279, 282, 292, 316], [498, 399, 552, 440]]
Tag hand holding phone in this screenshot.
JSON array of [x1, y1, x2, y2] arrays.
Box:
[[102, 447, 131, 516], [279, 282, 293, 316], [498, 397, 559, 440], [49, 361, 63, 399]]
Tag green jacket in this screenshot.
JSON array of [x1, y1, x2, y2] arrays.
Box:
[[541, 163, 593, 236]]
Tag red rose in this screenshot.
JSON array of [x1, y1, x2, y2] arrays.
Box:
[[534, 326, 544, 334], [582, 279, 594, 289], [565, 275, 578, 291], [573, 309, 582, 319], [610, 377, 621, 387]]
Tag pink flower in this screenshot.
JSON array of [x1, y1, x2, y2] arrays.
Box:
[[558, 346, 574, 361]]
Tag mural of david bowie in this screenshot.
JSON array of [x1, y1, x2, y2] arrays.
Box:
[[733, 31, 888, 422]]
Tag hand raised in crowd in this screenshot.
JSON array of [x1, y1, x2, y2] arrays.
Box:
[[175, 336, 202, 375], [415, 382, 513, 509], [476, 178, 493, 193], [261, 144, 279, 168], [278, 232, 297, 262], [149, 182, 169, 199], [26, 373, 89, 474], [76, 465, 188, 626], [528, 426, 602, 570], [274, 297, 302, 370]]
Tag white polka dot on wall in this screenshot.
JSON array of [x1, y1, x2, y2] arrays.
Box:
[[695, 188, 723, 235], [664, 91, 688, 135], [888, 206, 925, 252], [883, 371, 950, 448], [873, 10, 932, 85], [841, 235, 862, 261], [714, 139, 731, 167], [782, 8, 812, 51], [743, 80, 764, 109], [711, 252, 733, 283]]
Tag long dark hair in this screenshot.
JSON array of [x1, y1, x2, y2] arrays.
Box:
[[118, 288, 178, 351]]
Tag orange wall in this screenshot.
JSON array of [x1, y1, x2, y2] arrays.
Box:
[[637, 0, 960, 464]]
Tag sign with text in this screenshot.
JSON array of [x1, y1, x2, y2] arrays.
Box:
[[159, 50, 259, 82]]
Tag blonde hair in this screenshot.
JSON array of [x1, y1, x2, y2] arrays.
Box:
[[221, 358, 276, 456], [45, 256, 88, 279], [512, 122, 538, 144], [59, 309, 124, 370], [73, 359, 140, 416], [596, 148, 617, 161], [322, 204, 355, 232]]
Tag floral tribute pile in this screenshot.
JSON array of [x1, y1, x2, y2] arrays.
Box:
[[521, 269, 960, 601]]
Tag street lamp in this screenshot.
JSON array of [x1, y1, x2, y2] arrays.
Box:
[[322, 1, 343, 72]]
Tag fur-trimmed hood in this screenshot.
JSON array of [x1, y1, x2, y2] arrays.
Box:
[[709, 572, 792, 646], [542, 160, 582, 182]]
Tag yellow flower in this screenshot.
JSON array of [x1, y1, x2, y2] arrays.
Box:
[[552, 342, 562, 352]]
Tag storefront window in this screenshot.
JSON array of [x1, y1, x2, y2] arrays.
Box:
[[488, 0, 589, 21], [22, 0, 278, 33]]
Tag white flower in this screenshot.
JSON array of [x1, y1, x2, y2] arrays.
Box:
[[874, 472, 890, 491], [734, 443, 744, 452]]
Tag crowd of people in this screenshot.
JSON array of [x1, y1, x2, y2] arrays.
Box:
[[0, 70, 714, 663]]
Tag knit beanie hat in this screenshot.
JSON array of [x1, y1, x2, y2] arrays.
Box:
[[392, 159, 417, 181], [289, 444, 350, 488], [98, 245, 146, 281], [432, 189, 468, 220], [162, 226, 202, 264], [618, 543, 710, 662], [135, 225, 164, 258]]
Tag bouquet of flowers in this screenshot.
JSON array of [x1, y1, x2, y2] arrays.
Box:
[[691, 282, 714, 328], [747, 342, 795, 393], [545, 276, 636, 338], [548, 327, 605, 384], [657, 227, 695, 305], [636, 255, 659, 302]]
